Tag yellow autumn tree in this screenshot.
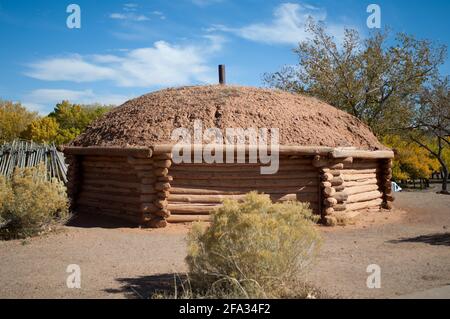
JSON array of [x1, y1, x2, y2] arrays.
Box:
[[22, 117, 60, 143], [383, 135, 440, 182], [0, 100, 38, 143]]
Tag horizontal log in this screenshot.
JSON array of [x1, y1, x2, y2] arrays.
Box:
[[141, 178, 157, 185], [153, 153, 173, 160], [170, 179, 318, 188], [83, 156, 127, 162], [77, 198, 142, 214], [331, 176, 345, 186], [321, 181, 332, 188], [65, 146, 152, 158], [324, 197, 338, 206], [141, 203, 158, 213], [155, 182, 171, 191], [345, 184, 380, 195], [140, 194, 157, 202], [154, 168, 169, 177], [323, 187, 336, 197], [82, 184, 140, 196], [340, 168, 378, 174], [154, 160, 172, 168], [344, 161, 379, 169], [168, 193, 319, 204], [331, 192, 348, 203], [321, 172, 334, 181], [82, 166, 136, 175], [132, 165, 154, 171], [150, 209, 170, 218], [127, 157, 154, 165], [345, 198, 383, 212], [169, 186, 318, 195], [346, 191, 383, 204], [82, 179, 141, 190], [343, 173, 377, 182], [76, 205, 143, 223], [78, 192, 139, 204], [168, 204, 219, 215], [171, 171, 319, 180], [153, 144, 334, 156], [331, 149, 394, 159], [333, 204, 347, 212], [312, 156, 352, 168], [82, 173, 140, 183], [170, 161, 317, 171], [156, 190, 170, 199], [82, 161, 134, 169], [158, 175, 173, 182], [167, 214, 211, 223], [343, 179, 378, 187], [146, 217, 168, 228]]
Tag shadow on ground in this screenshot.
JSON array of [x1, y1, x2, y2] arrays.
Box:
[[104, 273, 187, 299], [388, 232, 450, 247], [66, 212, 139, 229]]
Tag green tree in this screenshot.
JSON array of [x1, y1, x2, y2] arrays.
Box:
[[264, 21, 447, 136], [0, 100, 38, 143]]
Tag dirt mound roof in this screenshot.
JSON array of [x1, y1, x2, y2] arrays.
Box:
[[72, 85, 387, 150]]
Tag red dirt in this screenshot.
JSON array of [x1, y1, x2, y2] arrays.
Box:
[[73, 85, 387, 150]]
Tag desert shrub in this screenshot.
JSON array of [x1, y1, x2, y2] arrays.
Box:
[[186, 192, 321, 298], [0, 164, 69, 239]]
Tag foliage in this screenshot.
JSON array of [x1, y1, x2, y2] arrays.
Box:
[[264, 21, 447, 136], [0, 164, 69, 240], [0, 100, 38, 143], [186, 192, 321, 298], [383, 135, 440, 181], [22, 117, 60, 144], [23, 100, 113, 145]]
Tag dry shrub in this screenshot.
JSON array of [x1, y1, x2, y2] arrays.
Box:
[[186, 192, 321, 298], [0, 164, 69, 239]]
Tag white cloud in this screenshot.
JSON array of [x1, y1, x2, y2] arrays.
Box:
[[210, 2, 346, 45], [25, 36, 224, 87], [109, 12, 150, 21], [25, 55, 116, 82], [110, 3, 150, 22], [23, 89, 131, 114]]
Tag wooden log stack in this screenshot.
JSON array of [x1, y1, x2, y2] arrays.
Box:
[[64, 146, 394, 228]]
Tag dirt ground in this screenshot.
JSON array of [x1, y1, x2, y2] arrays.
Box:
[[0, 185, 449, 299]]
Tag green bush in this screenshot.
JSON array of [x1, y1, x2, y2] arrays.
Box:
[[0, 164, 69, 239], [186, 192, 321, 298]]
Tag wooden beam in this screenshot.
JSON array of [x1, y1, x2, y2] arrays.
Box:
[[64, 147, 152, 158]]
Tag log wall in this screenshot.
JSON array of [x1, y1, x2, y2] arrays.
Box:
[[166, 155, 320, 223], [64, 146, 394, 228], [317, 157, 394, 225]]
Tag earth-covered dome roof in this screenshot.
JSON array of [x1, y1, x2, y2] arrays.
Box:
[[72, 85, 387, 150]]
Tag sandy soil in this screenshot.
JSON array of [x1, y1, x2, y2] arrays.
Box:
[[0, 186, 449, 299]]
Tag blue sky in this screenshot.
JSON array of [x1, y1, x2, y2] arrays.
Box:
[[0, 0, 449, 114]]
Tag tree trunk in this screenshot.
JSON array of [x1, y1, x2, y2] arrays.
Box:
[[439, 160, 448, 193]]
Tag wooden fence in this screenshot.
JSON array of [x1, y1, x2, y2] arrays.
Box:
[[0, 140, 67, 183]]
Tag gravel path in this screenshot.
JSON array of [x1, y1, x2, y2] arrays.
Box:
[[0, 186, 449, 299]]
